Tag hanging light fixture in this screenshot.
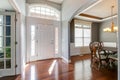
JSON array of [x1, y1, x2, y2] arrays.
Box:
[[103, 6, 118, 32]]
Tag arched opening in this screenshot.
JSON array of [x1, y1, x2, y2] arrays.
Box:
[[26, 4, 61, 62]]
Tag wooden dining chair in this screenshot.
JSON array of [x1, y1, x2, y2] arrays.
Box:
[[89, 41, 109, 70], [99, 41, 107, 55], [97, 47, 109, 69], [89, 41, 99, 67]]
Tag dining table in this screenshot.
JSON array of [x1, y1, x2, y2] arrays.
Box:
[[102, 47, 118, 68], [102, 47, 117, 53], [109, 54, 118, 60], [102, 47, 118, 60]]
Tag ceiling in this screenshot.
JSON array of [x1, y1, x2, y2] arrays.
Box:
[[0, 0, 14, 10], [48, 0, 64, 4], [75, 0, 118, 22]]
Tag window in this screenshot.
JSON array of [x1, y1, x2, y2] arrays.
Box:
[[75, 24, 91, 47], [55, 27, 58, 54], [31, 25, 36, 56], [29, 5, 60, 21]]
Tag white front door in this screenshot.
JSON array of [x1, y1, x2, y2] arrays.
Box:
[[27, 17, 60, 62], [0, 12, 15, 77], [37, 24, 55, 60]]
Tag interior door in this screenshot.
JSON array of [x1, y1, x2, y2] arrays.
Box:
[[0, 12, 15, 77], [27, 17, 57, 62]]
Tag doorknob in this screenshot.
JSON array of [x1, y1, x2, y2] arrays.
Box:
[[50, 40, 54, 44]]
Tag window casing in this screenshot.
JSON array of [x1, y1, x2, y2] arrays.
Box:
[[75, 24, 91, 47]]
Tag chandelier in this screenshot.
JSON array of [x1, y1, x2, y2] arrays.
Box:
[[103, 6, 118, 32]]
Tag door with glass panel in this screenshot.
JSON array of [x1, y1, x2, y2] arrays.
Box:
[[0, 12, 15, 77], [26, 17, 57, 62]]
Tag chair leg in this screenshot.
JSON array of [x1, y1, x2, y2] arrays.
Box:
[[97, 61, 102, 70], [91, 57, 94, 67]]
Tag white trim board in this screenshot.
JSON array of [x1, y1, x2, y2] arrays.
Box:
[[61, 56, 69, 63], [8, 0, 21, 13]]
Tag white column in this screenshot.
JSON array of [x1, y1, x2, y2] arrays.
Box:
[[118, 0, 120, 80]]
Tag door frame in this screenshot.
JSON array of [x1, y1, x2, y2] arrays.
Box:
[[26, 17, 61, 62], [0, 12, 16, 77]]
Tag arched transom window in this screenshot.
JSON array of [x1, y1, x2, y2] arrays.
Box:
[[29, 5, 60, 21]]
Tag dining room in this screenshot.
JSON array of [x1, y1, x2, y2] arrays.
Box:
[[69, 0, 118, 79]]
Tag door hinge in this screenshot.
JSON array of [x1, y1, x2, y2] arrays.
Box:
[[37, 26, 38, 29], [15, 41, 18, 45], [36, 40, 38, 43], [15, 18, 17, 22], [15, 65, 18, 68]]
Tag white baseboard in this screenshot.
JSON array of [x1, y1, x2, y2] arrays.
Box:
[[61, 56, 69, 63], [70, 52, 90, 56], [69, 59, 71, 63]]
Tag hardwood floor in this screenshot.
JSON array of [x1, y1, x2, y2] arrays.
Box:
[[0, 75, 20, 80], [0, 54, 117, 80], [71, 54, 117, 80], [24, 58, 74, 80]]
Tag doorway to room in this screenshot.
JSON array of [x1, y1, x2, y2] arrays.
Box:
[[26, 17, 60, 62], [26, 4, 61, 62]]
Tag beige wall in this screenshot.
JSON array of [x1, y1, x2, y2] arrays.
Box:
[[99, 17, 117, 42]]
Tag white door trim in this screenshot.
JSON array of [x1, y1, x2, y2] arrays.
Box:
[[0, 12, 16, 77], [26, 17, 61, 62]]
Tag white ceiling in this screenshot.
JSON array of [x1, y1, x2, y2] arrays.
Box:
[[75, 0, 118, 22], [48, 0, 64, 4], [0, 0, 14, 10]]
